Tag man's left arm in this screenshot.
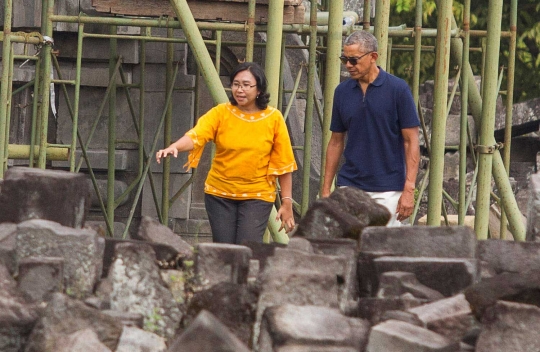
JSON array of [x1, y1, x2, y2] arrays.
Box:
[[396, 126, 420, 221]]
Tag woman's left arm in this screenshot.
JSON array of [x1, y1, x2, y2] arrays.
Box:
[[276, 172, 295, 233]]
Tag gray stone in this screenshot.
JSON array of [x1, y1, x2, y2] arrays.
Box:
[[464, 270, 540, 320], [140, 29, 187, 64], [141, 173, 192, 219], [52, 149, 135, 171], [374, 257, 479, 297], [102, 310, 144, 329], [55, 35, 140, 63], [136, 216, 193, 260], [287, 237, 315, 253], [477, 239, 540, 274], [443, 151, 460, 180], [294, 187, 390, 240], [24, 293, 123, 352], [358, 297, 426, 325], [408, 294, 477, 343], [0, 223, 17, 275], [0, 167, 91, 228], [97, 242, 182, 339], [115, 326, 167, 352], [380, 310, 424, 327], [160, 270, 187, 306], [361, 226, 477, 258], [377, 271, 444, 301], [259, 305, 370, 352], [53, 61, 133, 87], [195, 243, 252, 289], [184, 282, 258, 347], [444, 115, 477, 146], [167, 310, 250, 352], [16, 219, 104, 298], [526, 173, 540, 241], [242, 241, 287, 271], [366, 320, 460, 352], [0, 264, 38, 352], [476, 301, 540, 352], [17, 257, 64, 303], [53, 329, 112, 352]]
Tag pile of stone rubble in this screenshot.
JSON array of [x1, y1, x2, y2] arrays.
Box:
[[1, 167, 540, 352]]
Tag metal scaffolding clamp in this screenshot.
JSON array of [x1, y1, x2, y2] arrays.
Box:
[[475, 142, 504, 154]]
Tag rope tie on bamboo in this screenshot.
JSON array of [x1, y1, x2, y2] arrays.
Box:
[[475, 142, 504, 154]]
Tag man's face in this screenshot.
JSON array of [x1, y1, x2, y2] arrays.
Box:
[[341, 44, 377, 82]]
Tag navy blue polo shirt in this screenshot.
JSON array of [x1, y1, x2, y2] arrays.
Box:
[[330, 67, 419, 192]]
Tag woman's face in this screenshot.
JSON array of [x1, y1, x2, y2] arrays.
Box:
[[231, 70, 260, 111]]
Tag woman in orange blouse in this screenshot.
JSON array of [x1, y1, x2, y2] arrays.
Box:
[[156, 62, 297, 244]]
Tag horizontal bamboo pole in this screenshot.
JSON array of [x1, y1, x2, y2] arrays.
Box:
[[8, 145, 69, 161]]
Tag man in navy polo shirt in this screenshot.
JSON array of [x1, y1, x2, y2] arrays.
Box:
[[321, 30, 420, 226]]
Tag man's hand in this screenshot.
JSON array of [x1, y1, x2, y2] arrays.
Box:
[[396, 186, 415, 221]]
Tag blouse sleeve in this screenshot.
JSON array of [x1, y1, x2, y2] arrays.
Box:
[[267, 112, 297, 179], [184, 104, 222, 170]]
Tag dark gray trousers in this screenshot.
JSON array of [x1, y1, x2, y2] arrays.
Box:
[[204, 193, 273, 244]]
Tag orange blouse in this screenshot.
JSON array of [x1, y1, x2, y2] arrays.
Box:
[[184, 102, 297, 202]]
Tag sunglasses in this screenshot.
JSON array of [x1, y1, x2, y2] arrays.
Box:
[[339, 51, 374, 65]]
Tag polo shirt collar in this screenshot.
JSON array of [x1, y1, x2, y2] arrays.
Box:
[[351, 66, 387, 89]]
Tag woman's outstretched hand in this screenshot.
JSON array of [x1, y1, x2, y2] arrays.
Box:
[[156, 146, 178, 164]]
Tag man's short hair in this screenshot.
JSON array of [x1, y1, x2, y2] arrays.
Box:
[[344, 31, 378, 53]]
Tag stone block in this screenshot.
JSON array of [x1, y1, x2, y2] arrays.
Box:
[[408, 294, 477, 343], [361, 226, 477, 258], [377, 271, 444, 300], [366, 320, 459, 352], [24, 293, 123, 352], [184, 282, 258, 347], [17, 257, 64, 303], [358, 297, 426, 325], [55, 34, 140, 64], [526, 173, 540, 241], [417, 214, 476, 229], [53, 61, 133, 87], [52, 149, 135, 171], [101, 311, 144, 329], [132, 63, 194, 92], [136, 216, 193, 260], [53, 329, 112, 352], [0, 167, 91, 228], [16, 219, 104, 298], [115, 326, 166, 352], [241, 241, 286, 271], [0, 223, 17, 275], [98, 242, 182, 339], [194, 243, 252, 288], [141, 173, 192, 220], [138, 28, 187, 64], [374, 257, 479, 297], [168, 310, 250, 352], [476, 301, 540, 352], [445, 114, 477, 146], [259, 305, 370, 352], [477, 239, 540, 274]]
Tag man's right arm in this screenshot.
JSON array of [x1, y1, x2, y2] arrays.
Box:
[[321, 132, 345, 197]]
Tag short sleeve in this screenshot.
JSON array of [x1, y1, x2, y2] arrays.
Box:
[[267, 112, 297, 179], [184, 104, 222, 169]]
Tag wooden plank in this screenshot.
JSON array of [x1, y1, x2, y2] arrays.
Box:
[[91, 0, 302, 24]]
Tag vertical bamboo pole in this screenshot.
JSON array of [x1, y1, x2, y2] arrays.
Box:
[[319, 0, 344, 195], [0, 0, 12, 175], [426, 0, 453, 225], [412, 0, 423, 106], [499, 0, 517, 239], [162, 27, 174, 224], [373, 0, 390, 70], [265, 0, 285, 107], [107, 25, 118, 235], [246, 0, 256, 62]]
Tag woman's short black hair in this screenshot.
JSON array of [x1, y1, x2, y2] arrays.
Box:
[[229, 62, 271, 110]]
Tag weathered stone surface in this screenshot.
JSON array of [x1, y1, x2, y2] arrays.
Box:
[[287, 236, 315, 253], [294, 187, 390, 240], [242, 241, 286, 271], [115, 326, 167, 352], [102, 310, 144, 329], [526, 173, 540, 241], [167, 310, 250, 352], [97, 242, 182, 339], [24, 293, 123, 352], [136, 216, 193, 260], [0, 264, 39, 352], [195, 243, 252, 288], [464, 270, 540, 320], [380, 310, 424, 327], [184, 282, 258, 347], [358, 297, 426, 325], [16, 219, 104, 298], [160, 270, 186, 306], [0, 167, 91, 228], [53, 329, 112, 352], [476, 301, 540, 352], [361, 226, 477, 258], [408, 294, 477, 343], [0, 223, 17, 275], [477, 239, 540, 274], [377, 271, 444, 301], [18, 257, 64, 303], [374, 257, 479, 297], [259, 304, 370, 351], [366, 320, 460, 352]]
